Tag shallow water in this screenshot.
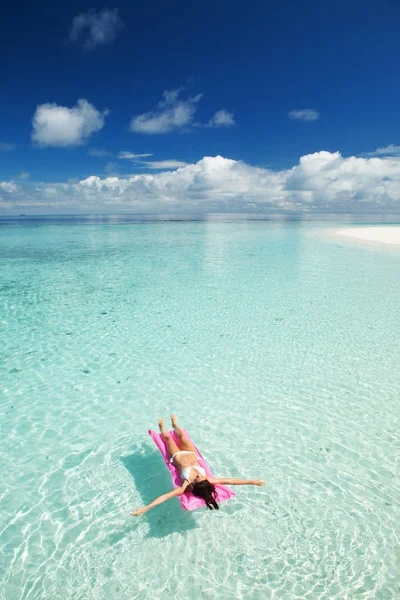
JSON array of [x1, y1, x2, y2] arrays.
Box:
[[1, 218, 399, 600]]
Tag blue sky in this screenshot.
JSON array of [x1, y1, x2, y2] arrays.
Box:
[[1, 0, 400, 213]]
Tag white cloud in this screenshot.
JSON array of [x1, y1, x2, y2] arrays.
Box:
[[0, 142, 16, 152], [366, 144, 400, 157], [117, 151, 188, 170], [68, 8, 124, 51], [0, 181, 18, 193], [117, 151, 154, 160], [288, 108, 320, 122], [16, 172, 30, 179], [208, 109, 235, 128], [2, 152, 400, 214], [284, 151, 400, 210], [88, 148, 113, 157], [130, 88, 236, 134], [130, 89, 202, 134], [32, 99, 109, 147]]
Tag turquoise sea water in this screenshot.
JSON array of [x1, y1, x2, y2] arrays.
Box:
[[1, 218, 399, 600]]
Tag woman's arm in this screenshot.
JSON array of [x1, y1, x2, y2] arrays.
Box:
[[131, 482, 189, 516], [209, 478, 265, 486]]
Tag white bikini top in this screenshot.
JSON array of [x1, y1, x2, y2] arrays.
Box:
[[181, 465, 206, 483], [169, 450, 206, 483]]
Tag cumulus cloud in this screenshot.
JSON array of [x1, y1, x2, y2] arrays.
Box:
[[0, 142, 16, 151], [284, 151, 400, 210], [68, 8, 124, 51], [288, 108, 320, 122], [72, 155, 279, 210], [0, 181, 18, 193], [208, 109, 235, 128], [130, 88, 236, 134], [2, 152, 400, 214], [32, 99, 109, 147]]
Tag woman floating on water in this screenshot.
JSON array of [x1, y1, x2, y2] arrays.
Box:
[[131, 415, 265, 516]]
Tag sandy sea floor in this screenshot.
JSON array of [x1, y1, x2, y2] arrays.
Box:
[[1, 218, 399, 600]]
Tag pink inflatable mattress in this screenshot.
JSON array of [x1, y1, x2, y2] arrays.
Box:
[[148, 428, 235, 511]]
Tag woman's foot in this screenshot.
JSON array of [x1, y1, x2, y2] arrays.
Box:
[[171, 414, 184, 437], [158, 418, 169, 439]]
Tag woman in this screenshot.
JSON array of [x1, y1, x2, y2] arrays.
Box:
[[131, 415, 265, 516]]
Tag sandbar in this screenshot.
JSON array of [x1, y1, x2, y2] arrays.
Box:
[[337, 226, 400, 246]]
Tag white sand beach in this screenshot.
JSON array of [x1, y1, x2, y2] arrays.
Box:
[[337, 226, 400, 246]]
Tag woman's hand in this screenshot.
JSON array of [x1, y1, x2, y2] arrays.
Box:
[[210, 477, 266, 486], [131, 507, 147, 517], [130, 487, 184, 517]]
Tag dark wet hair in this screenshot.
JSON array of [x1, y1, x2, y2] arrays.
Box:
[[191, 480, 219, 510]]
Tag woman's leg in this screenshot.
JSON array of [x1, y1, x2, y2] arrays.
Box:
[[171, 414, 197, 454], [158, 418, 180, 459]]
